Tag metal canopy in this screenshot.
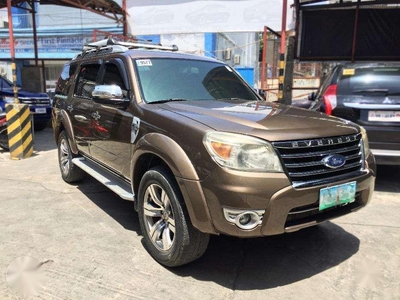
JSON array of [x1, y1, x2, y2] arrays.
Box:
[[0, 0, 124, 22]]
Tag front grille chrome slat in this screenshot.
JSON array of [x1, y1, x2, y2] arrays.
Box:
[[273, 134, 365, 188], [279, 144, 361, 159], [288, 161, 362, 178]]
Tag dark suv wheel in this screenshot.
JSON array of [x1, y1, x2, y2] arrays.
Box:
[[138, 167, 210, 267], [57, 131, 85, 183]]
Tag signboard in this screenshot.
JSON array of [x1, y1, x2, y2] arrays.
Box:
[[127, 0, 294, 35], [0, 36, 90, 54]]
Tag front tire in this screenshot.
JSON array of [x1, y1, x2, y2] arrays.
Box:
[[138, 167, 209, 267], [57, 131, 85, 183]]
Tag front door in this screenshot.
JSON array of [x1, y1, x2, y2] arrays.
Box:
[[89, 58, 134, 177]]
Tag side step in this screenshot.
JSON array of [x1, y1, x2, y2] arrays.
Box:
[[72, 158, 134, 201]]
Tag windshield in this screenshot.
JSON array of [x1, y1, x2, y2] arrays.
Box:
[[338, 67, 400, 96], [134, 58, 259, 103], [0, 76, 13, 89]]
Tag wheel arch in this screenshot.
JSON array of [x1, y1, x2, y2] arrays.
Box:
[[54, 110, 78, 155], [131, 133, 217, 234]]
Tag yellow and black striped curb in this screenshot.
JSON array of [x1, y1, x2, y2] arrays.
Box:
[[5, 104, 33, 160]]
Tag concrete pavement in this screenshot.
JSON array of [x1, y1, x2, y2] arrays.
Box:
[[0, 128, 399, 299]]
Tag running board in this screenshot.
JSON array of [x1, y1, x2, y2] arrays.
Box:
[[72, 158, 134, 201]]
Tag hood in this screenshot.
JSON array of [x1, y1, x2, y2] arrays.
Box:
[[159, 100, 360, 142], [0, 87, 49, 98]]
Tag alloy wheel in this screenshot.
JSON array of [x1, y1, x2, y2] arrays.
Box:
[[59, 138, 70, 175], [143, 183, 176, 251]]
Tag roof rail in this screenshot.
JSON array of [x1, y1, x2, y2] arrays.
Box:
[[83, 37, 179, 52]]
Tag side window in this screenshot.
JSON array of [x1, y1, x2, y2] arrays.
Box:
[[56, 62, 77, 96], [102, 63, 127, 93], [74, 64, 101, 99]]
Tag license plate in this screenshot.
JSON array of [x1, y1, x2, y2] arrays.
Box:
[[35, 108, 46, 114], [368, 110, 400, 122], [319, 181, 356, 211]]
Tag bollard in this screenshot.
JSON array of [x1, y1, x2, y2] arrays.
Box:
[[5, 103, 33, 159]]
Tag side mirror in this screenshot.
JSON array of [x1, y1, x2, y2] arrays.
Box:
[[92, 85, 129, 107], [308, 92, 316, 101]]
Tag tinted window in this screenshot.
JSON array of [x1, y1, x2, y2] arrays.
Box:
[[57, 63, 77, 96], [74, 64, 101, 99], [337, 67, 400, 96], [102, 63, 126, 91], [134, 58, 258, 103]]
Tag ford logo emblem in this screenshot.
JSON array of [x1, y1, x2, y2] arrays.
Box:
[[322, 154, 346, 169]]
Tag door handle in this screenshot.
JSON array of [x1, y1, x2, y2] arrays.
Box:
[[74, 115, 89, 123], [91, 111, 100, 120], [66, 105, 73, 112]]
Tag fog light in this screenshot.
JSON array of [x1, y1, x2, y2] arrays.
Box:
[[238, 213, 251, 225], [223, 208, 264, 230]]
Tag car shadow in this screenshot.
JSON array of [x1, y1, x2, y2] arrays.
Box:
[[76, 177, 141, 234], [75, 178, 359, 290], [172, 223, 359, 290], [374, 165, 400, 193]]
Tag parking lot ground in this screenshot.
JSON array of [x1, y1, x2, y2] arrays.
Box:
[[0, 128, 399, 300]]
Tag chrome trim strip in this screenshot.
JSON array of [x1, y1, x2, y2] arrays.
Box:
[[371, 149, 400, 157], [279, 144, 361, 159], [273, 133, 361, 149], [289, 161, 362, 178]]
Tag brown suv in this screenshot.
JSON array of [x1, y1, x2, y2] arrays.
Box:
[[52, 39, 376, 267]]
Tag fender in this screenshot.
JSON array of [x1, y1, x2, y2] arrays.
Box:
[[57, 109, 79, 155], [131, 133, 217, 234]]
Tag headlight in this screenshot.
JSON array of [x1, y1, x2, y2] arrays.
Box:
[[3, 96, 14, 103], [360, 126, 370, 155], [203, 132, 283, 172]]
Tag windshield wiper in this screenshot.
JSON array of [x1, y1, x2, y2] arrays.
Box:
[[353, 89, 388, 94], [148, 98, 188, 104]]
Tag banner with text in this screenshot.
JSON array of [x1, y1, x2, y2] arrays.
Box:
[[127, 0, 294, 35]]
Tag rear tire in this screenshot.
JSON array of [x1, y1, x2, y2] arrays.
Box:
[[57, 131, 85, 183], [0, 126, 9, 151], [138, 166, 209, 267]]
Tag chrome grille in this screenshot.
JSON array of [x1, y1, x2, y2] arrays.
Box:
[[18, 97, 50, 106], [273, 133, 365, 188]]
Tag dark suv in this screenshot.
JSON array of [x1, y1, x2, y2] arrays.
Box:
[[311, 63, 400, 165], [52, 39, 375, 267], [0, 75, 52, 131]]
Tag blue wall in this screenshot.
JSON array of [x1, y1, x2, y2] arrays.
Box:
[[204, 33, 216, 58]]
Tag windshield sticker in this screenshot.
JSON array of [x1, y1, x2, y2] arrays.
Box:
[[136, 59, 152, 67], [343, 69, 355, 76]]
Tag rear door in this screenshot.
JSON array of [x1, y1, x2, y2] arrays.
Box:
[[70, 61, 102, 154]]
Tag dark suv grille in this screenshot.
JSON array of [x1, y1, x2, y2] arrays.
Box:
[[19, 97, 50, 106], [273, 133, 365, 188]]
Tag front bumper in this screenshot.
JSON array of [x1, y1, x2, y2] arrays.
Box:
[[189, 153, 376, 237]]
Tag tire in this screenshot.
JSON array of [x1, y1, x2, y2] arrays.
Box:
[[138, 166, 210, 267], [57, 131, 85, 183], [0, 126, 9, 151]]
